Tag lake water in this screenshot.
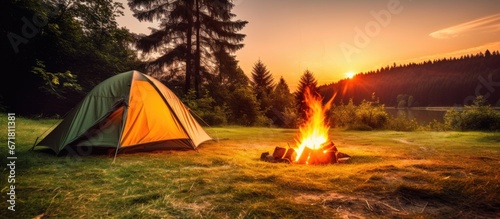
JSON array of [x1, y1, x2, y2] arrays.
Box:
[[385, 108, 447, 124], [385, 107, 500, 125]]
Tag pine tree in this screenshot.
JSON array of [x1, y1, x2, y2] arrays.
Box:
[[295, 70, 318, 120], [249, 59, 275, 122], [250, 59, 274, 100], [129, 0, 247, 97], [270, 76, 294, 126]]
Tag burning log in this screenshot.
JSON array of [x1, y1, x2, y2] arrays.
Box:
[[283, 147, 296, 163], [260, 152, 275, 162], [296, 147, 313, 164], [260, 141, 350, 165], [295, 141, 340, 164], [272, 146, 287, 160], [261, 146, 297, 163]]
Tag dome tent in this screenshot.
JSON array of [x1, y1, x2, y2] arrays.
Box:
[[35, 70, 213, 156]]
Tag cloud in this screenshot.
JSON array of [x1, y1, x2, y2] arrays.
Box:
[[429, 13, 500, 39]]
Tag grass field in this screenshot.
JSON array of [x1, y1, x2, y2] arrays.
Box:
[[1, 115, 499, 218]]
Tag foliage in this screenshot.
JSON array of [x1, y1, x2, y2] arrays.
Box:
[[281, 107, 299, 128], [387, 117, 419, 131], [331, 99, 357, 127], [129, 0, 247, 97], [295, 70, 319, 120], [182, 90, 227, 126], [443, 108, 462, 130], [426, 119, 448, 131], [444, 96, 500, 131], [202, 56, 269, 126], [250, 59, 275, 120], [1, 0, 140, 115], [250, 59, 275, 99], [331, 94, 389, 130], [269, 77, 295, 127], [31, 60, 82, 99], [226, 86, 265, 126], [355, 97, 389, 129]]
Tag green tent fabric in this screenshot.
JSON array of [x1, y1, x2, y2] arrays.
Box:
[[36, 70, 213, 155]]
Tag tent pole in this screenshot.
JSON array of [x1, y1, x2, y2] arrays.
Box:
[[113, 98, 129, 164], [31, 137, 39, 151]]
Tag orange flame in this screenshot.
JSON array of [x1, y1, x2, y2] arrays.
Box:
[[294, 87, 335, 163]]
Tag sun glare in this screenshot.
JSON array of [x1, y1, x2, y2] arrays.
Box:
[[345, 71, 355, 79]]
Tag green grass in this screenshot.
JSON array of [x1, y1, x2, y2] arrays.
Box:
[[1, 116, 499, 218]]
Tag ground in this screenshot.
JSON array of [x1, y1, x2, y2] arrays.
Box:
[[0, 116, 499, 218]]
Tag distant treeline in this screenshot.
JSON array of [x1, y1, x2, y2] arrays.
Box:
[[319, 50, 500, 107]]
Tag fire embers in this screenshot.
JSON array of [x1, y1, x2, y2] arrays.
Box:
[[260, 141, 351, 165]]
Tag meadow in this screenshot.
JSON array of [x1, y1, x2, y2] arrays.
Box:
[[0, 115, 499, 218]]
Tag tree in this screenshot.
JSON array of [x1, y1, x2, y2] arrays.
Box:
[[485, 49, 491, 57], [1, 0, 139, 115], [129, 0, 247, 97], [270, 77, 294, 127], [295, 70, 318, 120], [250, 59, 274, 99], [250, 59, 274, 118]]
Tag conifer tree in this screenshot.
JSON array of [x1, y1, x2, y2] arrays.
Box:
[[250, 59, 274, 100], [129, 0, 247, 97], [295, 70, 318, 120], [270, 76, 294, 126]]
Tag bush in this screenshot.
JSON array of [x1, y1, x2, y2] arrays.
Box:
[[346, 124, 373, 131], [282, 107, 299, 128], [182, 90, 227, 126], [387, 117, 419, 131], [444, 108, 462, 130], [427, 119, 448, 131], [444, 96, 500, 131], [199, 106, 227, 126], [331, 99, 356, 127], [331, 96, 389, 130]]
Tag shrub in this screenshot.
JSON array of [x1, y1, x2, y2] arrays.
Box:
[[331, 99, 357, 127], [331, 96, 390, 130], [182, 90, 227, 126], [444, 108, 462, 130], [427, 119, 448, 131], [444, 96, 500, 131], [354, 98, 389, 129], [282, 107, 299, 128], [387, 117, 419, 131], [199, 106, 227, 126], [346, 124, 373, 131]]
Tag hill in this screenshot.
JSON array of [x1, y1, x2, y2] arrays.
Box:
[[319, 50, 500, 107]]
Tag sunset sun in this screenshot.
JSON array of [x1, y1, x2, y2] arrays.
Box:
[[345, 71, 355, 79]]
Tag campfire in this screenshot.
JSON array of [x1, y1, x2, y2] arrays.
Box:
[[261, 87, 350, 164]]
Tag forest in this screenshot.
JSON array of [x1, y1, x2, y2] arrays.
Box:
[[319, 51, 500, 107]]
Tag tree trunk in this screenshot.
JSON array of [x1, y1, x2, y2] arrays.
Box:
[[194, 0, 201, 98], [184, 4, 193, 95]]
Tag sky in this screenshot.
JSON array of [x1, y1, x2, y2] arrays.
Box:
[[116, 0, 500, 91]]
